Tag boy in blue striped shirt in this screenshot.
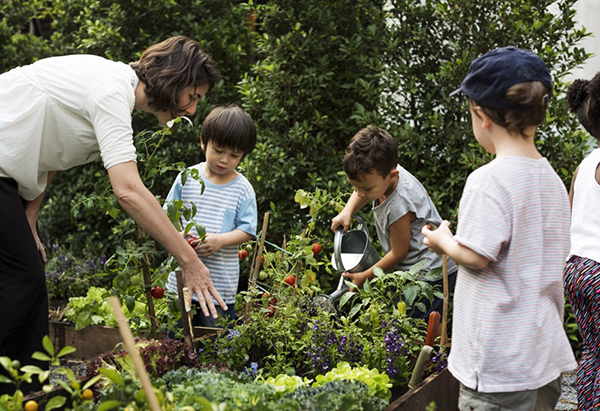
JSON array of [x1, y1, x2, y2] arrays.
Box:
[[165, 105, 257, 327]]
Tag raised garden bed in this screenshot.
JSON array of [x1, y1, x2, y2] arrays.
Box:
[[49, 320, 122, 361]]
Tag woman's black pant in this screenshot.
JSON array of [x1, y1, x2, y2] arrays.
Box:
[[0, 178, 48, 395]]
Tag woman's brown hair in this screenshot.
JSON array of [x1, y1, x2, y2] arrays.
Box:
[[130, 36, 221, 115]]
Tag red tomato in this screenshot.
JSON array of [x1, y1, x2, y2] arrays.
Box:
[[312, 243, 322, 255], [260, 255, 265, 266], [239, 249, 248, 260], [269, 297, 278, 306], [151, 286, 164, 299], [187, 236, 199, 249], [265, 305, 276, 317], [284, 275, 296, 287]]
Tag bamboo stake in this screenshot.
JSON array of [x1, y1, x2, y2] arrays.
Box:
[[249, 212, 270, 288], [175, 269, 196, 350], [136, 227, 158, 339], [109, 297, 161, 411], [441, 254, 450, 347]]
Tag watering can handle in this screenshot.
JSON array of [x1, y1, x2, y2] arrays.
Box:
[[334, 228, 345, 275], [354, 215, 370, 239]]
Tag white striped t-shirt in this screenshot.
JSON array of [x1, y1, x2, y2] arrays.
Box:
[[449, 156, 576, 392], [164, 163, 257, 304]]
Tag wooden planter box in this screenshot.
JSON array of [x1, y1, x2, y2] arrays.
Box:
[[388, 368, 459, 411], [49, 321, 122, 360]]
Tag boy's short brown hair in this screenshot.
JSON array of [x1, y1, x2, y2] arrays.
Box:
[[343, 125, 398, 180], [201, 105, 256, 156], [130, 36, 221, 116], [470, 81, 551, 137]]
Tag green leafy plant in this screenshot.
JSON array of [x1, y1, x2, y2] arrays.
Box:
[[339, 261, 443, 320], [312, 362, 392, 401], [0, 336, 97, 411]]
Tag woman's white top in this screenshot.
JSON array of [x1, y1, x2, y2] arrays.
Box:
[[570, 148, 600, 263], [0, 54, 138, 200]]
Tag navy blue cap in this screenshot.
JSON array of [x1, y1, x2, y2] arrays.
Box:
[[450, 46, 553, 110]]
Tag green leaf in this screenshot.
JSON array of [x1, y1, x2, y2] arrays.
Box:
[[0, 375, 12, 383], [31, 352, 52, 362], [196, 223, 206, 239], [125, 296, 136, 313], [46, 396, 67, 410], [20, 365, 43, 374], [99, 368, 124, 386], [403, 284, 419, 306], [83, 374, 102, 390], [338, 290, 354, 308], [348, 302, 362, 319], [42, 335, 54, 357], [57, 346, 77, 358], [98, 400, 123, 411]]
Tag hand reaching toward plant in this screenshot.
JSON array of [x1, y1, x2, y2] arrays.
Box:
[[342, 270, 370, 289], [196, 233, 224, 257]]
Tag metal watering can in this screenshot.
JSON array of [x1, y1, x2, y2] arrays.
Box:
[[321, 216, 382, 304]]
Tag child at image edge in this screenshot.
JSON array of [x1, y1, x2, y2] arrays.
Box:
[[422, 47, 576, 410], [164, 105, 257, 327], [331, 125, 458, 320], [563, 71, 600, 410]]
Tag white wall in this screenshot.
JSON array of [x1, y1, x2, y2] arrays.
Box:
[[566, 0, 600, 82]]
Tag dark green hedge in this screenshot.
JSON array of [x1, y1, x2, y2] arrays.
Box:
[[2, 0, 592, 263]]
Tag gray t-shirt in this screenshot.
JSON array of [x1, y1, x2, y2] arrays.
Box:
[[373, 165, 456, 281]]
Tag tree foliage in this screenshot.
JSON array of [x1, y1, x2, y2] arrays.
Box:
[[1, 0, 592, 269]]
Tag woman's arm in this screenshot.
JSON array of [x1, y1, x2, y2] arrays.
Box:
[[107, 161, 226, 318], [24, 171, 56, 262]]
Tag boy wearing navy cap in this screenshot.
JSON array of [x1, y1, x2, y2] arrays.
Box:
[[422, 47, 576, 410]]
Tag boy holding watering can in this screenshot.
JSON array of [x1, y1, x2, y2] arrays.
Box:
[[331, 125, 457, 319], [422, 47, 576, 410]]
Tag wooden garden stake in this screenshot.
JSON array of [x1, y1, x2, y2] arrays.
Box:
[[175, 269, 196, 350], [109, 297, 161, 411], [441, 254, 450, 347], [249, 212, 270, 288], [136, 227, 158, 339]]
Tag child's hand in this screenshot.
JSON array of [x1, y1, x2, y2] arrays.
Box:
[[342, 270, 369, 289], [196, 233, 223, 257], [331, 212, 352, 234], [421, 220, 453, 255]]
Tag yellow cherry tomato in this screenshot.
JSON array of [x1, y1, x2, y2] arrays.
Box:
[[24, 400, 38, 411], [82, 388, 94, 400]]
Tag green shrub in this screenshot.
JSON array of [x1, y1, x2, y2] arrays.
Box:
[[37, 0, 256, 258]]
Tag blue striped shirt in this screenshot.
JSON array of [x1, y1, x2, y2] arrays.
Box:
[[164, 163, 257, 304]]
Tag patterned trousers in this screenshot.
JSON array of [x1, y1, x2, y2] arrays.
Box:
[[564, 254, 600, 410]]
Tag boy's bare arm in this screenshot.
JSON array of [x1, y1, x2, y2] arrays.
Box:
[[331, 191, 370, 233], [422, 221, 489, 270], [343, 213, 411, 287], [196, 229, 253, 258]]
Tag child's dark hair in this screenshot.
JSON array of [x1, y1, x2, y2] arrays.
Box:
[[469, 81, 551, 137], [130, 36, 221, 116], [566, 72, 600, 141], [343, 125, 398, 180], [201, 105, 257, 156]]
